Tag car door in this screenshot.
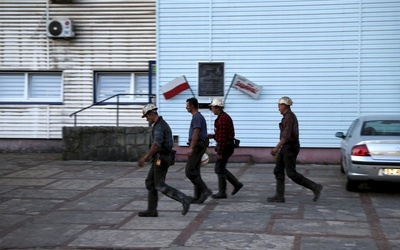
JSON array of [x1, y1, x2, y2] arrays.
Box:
[[342, 118, 360, 171]]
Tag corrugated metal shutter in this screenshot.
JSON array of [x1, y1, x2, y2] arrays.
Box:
[[0, 0, 156, 139], [156, 0, 400, 148]]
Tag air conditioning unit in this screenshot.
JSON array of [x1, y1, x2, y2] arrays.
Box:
[[51, 0, 73, 3], [46, 19, 75, 38]]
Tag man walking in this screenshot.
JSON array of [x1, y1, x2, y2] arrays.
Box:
[[269, 96, 323, 202], [185, 97, 212, 204], [137, 104, 191, 217], [208, 98, 243, 198]]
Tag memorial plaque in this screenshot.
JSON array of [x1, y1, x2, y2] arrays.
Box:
[[198, 62, 224, 96]]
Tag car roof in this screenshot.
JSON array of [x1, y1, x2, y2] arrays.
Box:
[[357, 115, 400, 121]]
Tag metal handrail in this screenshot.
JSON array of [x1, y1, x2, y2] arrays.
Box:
[[69, 94, 156, 126]]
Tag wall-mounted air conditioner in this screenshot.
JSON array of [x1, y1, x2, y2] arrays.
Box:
[[51, 0, 73, 3], [46, 19, 75, 38]]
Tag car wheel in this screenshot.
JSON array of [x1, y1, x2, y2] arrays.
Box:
[[346, 178, 359, 192]]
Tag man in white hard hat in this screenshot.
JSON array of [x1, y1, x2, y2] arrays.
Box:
[[269, 96, 323, 202], [137, 103, 192, 217], [208, 98, 243, 199]]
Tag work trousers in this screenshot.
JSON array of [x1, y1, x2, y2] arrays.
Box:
[[185, 140, 207, 180], [144, 154, 182, 210], [214, 142, 234, 175], [273, 142, 303, 182]]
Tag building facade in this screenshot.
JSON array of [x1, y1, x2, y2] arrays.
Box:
[[0, 0, 156, 151], [155, 0, 400, 162], [1, 0, 399, 163]]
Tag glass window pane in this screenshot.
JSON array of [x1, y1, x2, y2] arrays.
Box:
[[135, 74, 149, 102], [29, 73, 62, 100], [96, 73, 131, 102], [0, 74, 25, 99], [135, 74, 148, 94]]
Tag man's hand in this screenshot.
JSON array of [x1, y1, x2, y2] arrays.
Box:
[[137, 157, 146, 167], [216, 154, 222, 160], [271, 147, 279, 156], [187, 147, 193, 156]]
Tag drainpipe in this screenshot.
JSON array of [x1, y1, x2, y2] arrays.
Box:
[[46, 0, 50, 69], [357, 1, 362, 116]]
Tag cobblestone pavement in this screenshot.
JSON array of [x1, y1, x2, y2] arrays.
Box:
[[0, 153, 399, 250]]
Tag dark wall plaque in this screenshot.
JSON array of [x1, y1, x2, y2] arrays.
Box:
[[198, 62, 224, 96]]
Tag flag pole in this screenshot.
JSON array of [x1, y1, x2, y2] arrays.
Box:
[[224, 74, 236, 104], [183, 75, 196, 97]]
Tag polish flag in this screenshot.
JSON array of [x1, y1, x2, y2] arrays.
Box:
[[161, 76, 190, 100]]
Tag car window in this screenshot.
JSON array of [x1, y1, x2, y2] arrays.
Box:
[[346, 119, 359, 137], [361, 120, 400, 136]]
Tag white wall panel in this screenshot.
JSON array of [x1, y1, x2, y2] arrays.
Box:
[[157, 0, 400, 148]]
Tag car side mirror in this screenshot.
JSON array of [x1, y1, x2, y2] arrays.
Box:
[[335, 132, 345, 139]]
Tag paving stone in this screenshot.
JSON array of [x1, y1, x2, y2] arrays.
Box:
[[304, 202, 367, 221], [34, 210, 133, 225], [185, 232, 294, 249], [272, 219, 372, 236], [0, 214, 31, 227], [105, 177, 144, 188], [4, 169, 63, 178], [0, 223, 86, 249], [300, 236, 378, 250], [52, 167, 130, 179], [121, 211, 195, 230], [0, 188, 82, 199], [0, 178, 56, 186], [44, 179, 105, 190], [0, 198, 64, 214], [200, 211, 270, 231], [59, 196, 133, 211], [380, 218, 400, 239], [68, 229, 181, 248], [86, 187, 141, 197]]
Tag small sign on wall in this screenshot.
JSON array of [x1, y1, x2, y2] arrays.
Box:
[[198, 62, 224, 96]]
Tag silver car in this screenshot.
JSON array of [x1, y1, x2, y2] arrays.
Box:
[[335, 115, 400, 191]]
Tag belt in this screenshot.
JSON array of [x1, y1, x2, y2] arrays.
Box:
[[188, 138, 206, 142], [187, 138, 207, 146], [284, 141, 299, 145]]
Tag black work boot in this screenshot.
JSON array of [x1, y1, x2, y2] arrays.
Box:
[[138, 191, 158, 217], [197, 189, 212, 204], [212, 175, 227, 199], [312, 183, 323, 202], [297, 176, 323, 202], [192, 177, 212, 204], [160, 185, 192, 215], [181, 196, 192, 215], [191, 186, 201, 204], [138, 210, 158, 217], [267, 179, 285, 203], [227, 171, 243, 195]]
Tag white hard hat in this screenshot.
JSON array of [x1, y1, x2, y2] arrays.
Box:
[[142, 103, 158, 118], [209, 98, 224, 107], [200, 153, 209, 167], [278, 96, 293, 106]]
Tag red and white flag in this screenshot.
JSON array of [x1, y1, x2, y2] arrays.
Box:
[[161, 76, 190, 100], [231, 74, 262, 100]]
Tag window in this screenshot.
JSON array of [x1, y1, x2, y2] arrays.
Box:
[[346, 119, 359, 138], [94, 72, 154, 103], [0, 72, 62, 103], [362, 120, 400, 136]]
